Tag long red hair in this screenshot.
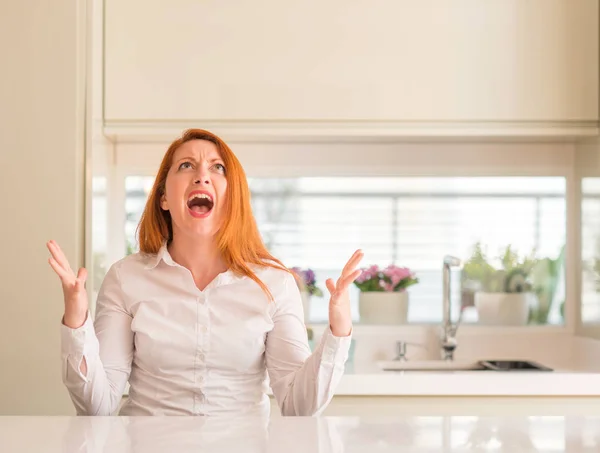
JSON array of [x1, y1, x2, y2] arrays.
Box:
[[137, 129, 289, 300]]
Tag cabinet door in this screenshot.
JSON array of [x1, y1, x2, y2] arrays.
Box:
[[104, 1, 597, 126]]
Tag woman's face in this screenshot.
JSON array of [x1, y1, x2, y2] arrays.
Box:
[[160, 139, 228, 240]]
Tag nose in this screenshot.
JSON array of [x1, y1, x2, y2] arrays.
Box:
[[193, 167, 210, 185]]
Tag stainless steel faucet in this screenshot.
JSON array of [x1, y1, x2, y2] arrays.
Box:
[[441, 255, 462, 360]]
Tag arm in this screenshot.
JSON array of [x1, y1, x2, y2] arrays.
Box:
[[265, 273, 352, 416], [61, 264, 133, 415]]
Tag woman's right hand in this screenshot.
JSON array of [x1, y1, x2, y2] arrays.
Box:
[[47, 240, 89, 329]]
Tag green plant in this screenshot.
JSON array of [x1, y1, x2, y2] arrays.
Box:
[[126, 238, 137, 256], [528, 246, 565, 324], [593, 258, 600, 292], [462, 242, 536, 294], [462, 243, 496, 286], [462, 242, 565, 324]]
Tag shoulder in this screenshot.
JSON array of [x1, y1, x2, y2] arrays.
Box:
[[98, 253, 163, 305], [105, 252, 157, 278], [249, 265, 300, 303], [252, 265, 295, 287], [248, 262, 290, 283]]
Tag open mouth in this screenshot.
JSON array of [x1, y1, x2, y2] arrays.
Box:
[[187, 192, 214, 217]]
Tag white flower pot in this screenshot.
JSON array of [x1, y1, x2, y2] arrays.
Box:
[[474, 292, 534, 326], [359, 291, 409, 325], [300, 291, 311, 323]]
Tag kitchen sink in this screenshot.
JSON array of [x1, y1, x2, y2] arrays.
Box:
[[378, 359, 553, 372], [378, 360, 485, 372], [478, 360, 553, 371]]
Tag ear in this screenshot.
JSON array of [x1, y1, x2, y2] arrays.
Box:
[[159, 192, 169, 211]]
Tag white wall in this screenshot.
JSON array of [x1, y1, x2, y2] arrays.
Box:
[[104, 0, 598, 127], [0, 0, 87, 414]]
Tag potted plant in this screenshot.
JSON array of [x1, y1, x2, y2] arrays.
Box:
[[291, 267, 323, 323], [528, 246, 564, 324], [462, 243, 537, 326], [353, 264, 419, 324]]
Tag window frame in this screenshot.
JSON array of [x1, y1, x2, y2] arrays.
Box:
[[90, 141, 582, 336]]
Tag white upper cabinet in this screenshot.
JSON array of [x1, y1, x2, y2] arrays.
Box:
[[104, 0, 598, 136]]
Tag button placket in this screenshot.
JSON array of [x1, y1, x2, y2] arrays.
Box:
[[195, 290, 210, 410], [193, 292, 206, 413]]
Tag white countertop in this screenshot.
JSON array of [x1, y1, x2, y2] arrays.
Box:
[[320, 330, 600, 397], [1, 415, 598, 452], [334, 363, 600, 396]]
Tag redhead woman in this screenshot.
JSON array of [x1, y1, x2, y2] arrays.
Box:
[[47, 129, 363, 416]]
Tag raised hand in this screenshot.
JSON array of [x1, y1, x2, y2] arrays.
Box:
[[325, 249, 364, 337], [46, 240, 89, 329]]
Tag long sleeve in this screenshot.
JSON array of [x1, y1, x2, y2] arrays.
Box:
[[265, 273, 352, 416], [61, 264, 133, 415]]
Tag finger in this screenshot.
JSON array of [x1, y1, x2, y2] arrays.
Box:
[[337, 250, 362, 286], [46, 241, 67, 270], [52, 241, 74, 272], [75, 268, 87, 292], [341, 249, 364, 278], [48, 257, 74, 283], [341, 249, 362, 274], [76, 267, 88, 284], [47, 241, 73, 273], [325, 278, 337, 296], [337, 269, 362, 291]]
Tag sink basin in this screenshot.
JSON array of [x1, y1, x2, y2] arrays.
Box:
[[378, 359, 553, 372], [479, 360, 553, 372], [378, 360, 485, 371]]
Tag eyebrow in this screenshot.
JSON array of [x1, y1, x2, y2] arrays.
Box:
[[175, 156, 195, 163], [174, 156, 223, 163]]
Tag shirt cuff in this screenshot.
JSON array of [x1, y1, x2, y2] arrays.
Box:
[[319, 326, 352, 364], [60, 311, 99, 358]]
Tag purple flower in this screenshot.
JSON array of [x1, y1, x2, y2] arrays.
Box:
[[304, 269, 316, 286], [290, 267, 323, 297]]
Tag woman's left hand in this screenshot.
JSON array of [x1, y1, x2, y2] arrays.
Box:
[[326, 249, 364, 337]]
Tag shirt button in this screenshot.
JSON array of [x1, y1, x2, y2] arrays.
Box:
[[200, 325, 207, 333]]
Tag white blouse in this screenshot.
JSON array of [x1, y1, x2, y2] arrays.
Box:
[[60, 245, 351, 416]]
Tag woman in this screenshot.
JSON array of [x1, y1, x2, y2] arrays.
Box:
[[48, 129, 363, 416]]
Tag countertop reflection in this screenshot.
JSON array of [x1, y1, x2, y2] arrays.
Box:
[[1, 414, 599, 452]]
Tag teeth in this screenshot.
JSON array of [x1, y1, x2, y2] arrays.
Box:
[[188, 193, 213, 203]]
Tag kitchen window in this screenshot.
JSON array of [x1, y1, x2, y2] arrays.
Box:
[[100, 175, 566, 325]]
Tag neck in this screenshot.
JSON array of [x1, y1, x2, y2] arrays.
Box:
[[167, 234, 228, 283]]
